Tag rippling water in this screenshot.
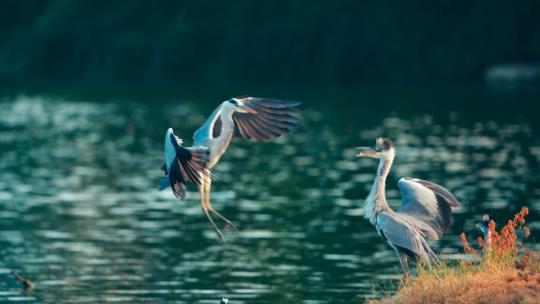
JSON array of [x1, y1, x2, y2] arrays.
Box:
[[0, 90, 539, 303]]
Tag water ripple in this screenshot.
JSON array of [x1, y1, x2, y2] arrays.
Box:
[[0, 93, 539, 303]]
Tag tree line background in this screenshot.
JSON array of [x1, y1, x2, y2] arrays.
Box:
[[0, 0, 539, 87]]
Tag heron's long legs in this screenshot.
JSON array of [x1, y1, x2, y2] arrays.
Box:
[[200, 179, 225, 243], [396, 250, 410, 280], [203, 172, 239, 233]]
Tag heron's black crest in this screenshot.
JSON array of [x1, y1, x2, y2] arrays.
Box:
[[376, 137, 393, 151], [228, 99, 239, 106], [480, 214, 490, 228], [382, 138, 393, 150]]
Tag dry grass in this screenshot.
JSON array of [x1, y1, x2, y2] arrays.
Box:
[[370, 207, 540, 304]]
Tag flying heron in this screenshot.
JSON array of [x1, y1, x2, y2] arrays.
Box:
[[356, 137, 461, 277], [160, 96, 300, 241]]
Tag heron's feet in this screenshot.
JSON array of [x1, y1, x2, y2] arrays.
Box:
[[214, 228, 226, 245], [202, 205, 228, 244], [222, 220, 239, 233], [209, 209, 239, 233], [403, 272, 411, 283]]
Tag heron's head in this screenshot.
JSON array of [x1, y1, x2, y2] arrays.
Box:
[[227, 98, 257, 114], [356, 137, 395, 160], [475, 214, 491, 236]]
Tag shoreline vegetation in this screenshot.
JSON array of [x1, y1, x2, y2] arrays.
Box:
[[370, 207, 540, 304], [1, 2, 539, 86]]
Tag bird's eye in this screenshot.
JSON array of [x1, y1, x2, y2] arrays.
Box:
[[228, 99, 238, 106]]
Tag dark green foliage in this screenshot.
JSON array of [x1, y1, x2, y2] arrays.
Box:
[[0, 0, 539, 85]]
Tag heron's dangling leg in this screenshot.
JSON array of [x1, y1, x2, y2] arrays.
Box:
[[203, 170, 239, 233], [200, 178, 225, 243], [396, 250, 410, 280]]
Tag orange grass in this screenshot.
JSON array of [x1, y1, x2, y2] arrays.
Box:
[[370, 207, 540, 304]]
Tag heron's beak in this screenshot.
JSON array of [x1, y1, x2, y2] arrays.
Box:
[[355, 147, 380, 158], [356, 151, 378, 157], [239, 104, 257, 114]]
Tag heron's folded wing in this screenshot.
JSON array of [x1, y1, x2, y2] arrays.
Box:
[[232, 97, 300, 140], [397, 177, 461, 240], [377, 212, 438, 262]]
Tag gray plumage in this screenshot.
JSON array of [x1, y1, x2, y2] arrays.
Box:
[[476, 214, 492, 254], [193, 97, 300, 167], [160, 129, 209, 200], [231, 98, 301, 140], [397, 177, 460, 240], [161, 96, 300, 242], [357, 137, 461, 276]]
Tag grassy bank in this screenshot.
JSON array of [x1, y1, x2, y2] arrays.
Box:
[[371, 207, 540, 304]]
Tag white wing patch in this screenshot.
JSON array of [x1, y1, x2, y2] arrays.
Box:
[[398, 178, 439, 214]]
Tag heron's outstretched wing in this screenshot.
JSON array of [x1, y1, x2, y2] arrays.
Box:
[[161, 131, 209, 200], [232, 97, 300, 140], [377, 212, 438, 263], [193, 107, 221, 146], [397, 177, 461, 240]]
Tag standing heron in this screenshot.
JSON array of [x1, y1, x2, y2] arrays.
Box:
[[356, 137, 461, 277], [160, 96, 300, 241], [476, 214, 492, 255]]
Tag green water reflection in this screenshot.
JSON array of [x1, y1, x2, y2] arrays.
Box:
[[0, 88, 539, 303]]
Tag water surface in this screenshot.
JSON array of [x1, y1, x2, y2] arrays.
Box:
[[0, 89, 539, 303]]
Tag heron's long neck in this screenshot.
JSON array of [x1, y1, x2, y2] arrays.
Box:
[[219, 110, 236, 134], [207, 108, 235, 168], [364, 156, 393, 224]]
